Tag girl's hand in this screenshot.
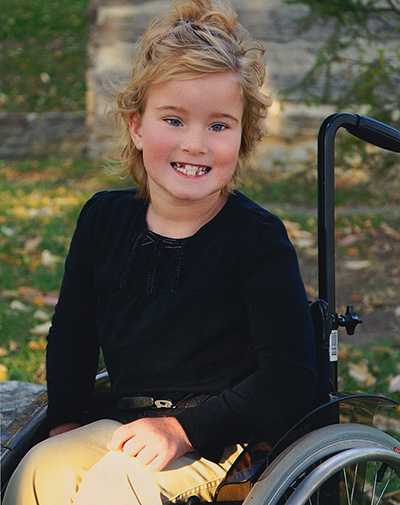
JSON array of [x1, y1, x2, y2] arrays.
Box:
[[49, 422, 81, 437], [108, 417, 194, 471]]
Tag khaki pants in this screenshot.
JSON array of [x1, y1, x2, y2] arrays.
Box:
[[3, 419, 242, 505]]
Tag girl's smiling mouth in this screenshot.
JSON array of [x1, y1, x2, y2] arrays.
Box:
[[170, 162, 212, 177]]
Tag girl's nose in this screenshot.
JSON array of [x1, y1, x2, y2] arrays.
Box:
[[181, 128, 208, 155]]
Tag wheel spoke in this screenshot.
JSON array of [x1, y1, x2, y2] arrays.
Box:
[[374, 467, 394, 505], [343, 467, 351, 505], [350, 463, 358, 504], [371, 462, 378, 505]]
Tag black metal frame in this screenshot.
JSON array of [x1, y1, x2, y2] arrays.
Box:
[[317, 113, 400, 393]]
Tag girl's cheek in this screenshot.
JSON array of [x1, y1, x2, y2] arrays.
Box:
[[143, 128, 172, 153], [211, 134, 241, 163]]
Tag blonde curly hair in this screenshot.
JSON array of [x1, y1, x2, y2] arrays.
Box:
[[115, 0, 272, 200]]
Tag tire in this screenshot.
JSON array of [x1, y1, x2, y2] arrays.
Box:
[[243, 423, 400, 505], [284, 446, 400, 505]]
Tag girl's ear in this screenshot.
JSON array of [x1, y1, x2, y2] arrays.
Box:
[[128, 112, 143, 151]]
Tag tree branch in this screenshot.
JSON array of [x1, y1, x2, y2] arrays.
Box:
[[386, 0, 400, 15]]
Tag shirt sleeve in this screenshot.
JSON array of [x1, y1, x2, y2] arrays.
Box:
[[176, 216, 318, 461], [46, 193, 103, 430]]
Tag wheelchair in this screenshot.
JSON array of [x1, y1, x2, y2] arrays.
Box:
[[1, 113, 399, 504]]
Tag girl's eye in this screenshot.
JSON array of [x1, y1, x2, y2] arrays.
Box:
[[163, 118, 228, 132], [210, 123, 227, 132], [164, 117, 183, 127]]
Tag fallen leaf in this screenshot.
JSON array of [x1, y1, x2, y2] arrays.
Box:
[[42, 293, 58, 306], [30, 321, 51, 336], [344, 260, 371, 270], [336, 169, 369, 188], [24, 236, 42, 252], [371, 345, 392, 355], [338, 234, 360, 246], [348, 360, 376, 386], [10, 300, 30, 312], [32, 295, 45, 306], [27, 338, 47, 351], [1, 289, 18, 299], [41, 250, 61, 267], [0, 364, 8, 381], [389, 375, 400, 393], [380, 222, 400, 240], [0, 226, 15, 237], [339, 344, 350, 360], [35, 362, 46, 383], [346, 247, 359, 257], [283, 220, 313, 243], [296, 238, 314, 248], [40, 72, 51, 83], [33, 309, 50, 321], [8, 340, 19, 352], [305, 247, 317, 257], [18, 286, 42, 302]]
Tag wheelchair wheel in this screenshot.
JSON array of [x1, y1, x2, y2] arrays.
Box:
[[243, 423, 400, 505], [283, 446, 400, 505]]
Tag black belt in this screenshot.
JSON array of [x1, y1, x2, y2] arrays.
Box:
[[83, 393, 211, 424], [116, 394, 211, 411], [117, 396, 175, 410]]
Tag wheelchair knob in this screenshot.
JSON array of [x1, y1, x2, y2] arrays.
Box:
[[337, 305, 362, 335]]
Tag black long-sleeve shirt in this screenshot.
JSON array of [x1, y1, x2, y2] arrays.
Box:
[[46, 188, 317, 460]]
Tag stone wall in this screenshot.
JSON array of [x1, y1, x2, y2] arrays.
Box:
[[1, 0, 397, 163], [0, 112, 87, 160]]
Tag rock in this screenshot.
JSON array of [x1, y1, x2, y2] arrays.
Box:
[[344, 260, 371, 271], [0, 381, 47, 456], [348, 361, 376, 387]]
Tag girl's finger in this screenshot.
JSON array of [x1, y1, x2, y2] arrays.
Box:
[[147, 454, 167, 472], [134, 446, 158, 466], [122, 437, 145, 457], [108, 426, 135, 451]]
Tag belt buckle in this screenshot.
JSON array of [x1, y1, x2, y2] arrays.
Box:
[[154, 399, 174, 409]]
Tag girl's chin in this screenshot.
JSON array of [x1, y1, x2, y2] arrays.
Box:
[[165, 186, 222, 202]]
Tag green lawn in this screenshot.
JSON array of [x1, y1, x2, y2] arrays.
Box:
[[0, 0, 88, 111]]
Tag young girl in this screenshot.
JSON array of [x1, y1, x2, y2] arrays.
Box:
[[4, 0, 317, 503]]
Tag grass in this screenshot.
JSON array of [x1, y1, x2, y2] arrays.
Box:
[[0, 0, 88, 112], [0, 159, 399, 408], [239, 162, 400, 208]]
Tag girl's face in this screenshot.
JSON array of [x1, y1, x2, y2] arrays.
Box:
[[129, 72, 244, 205]]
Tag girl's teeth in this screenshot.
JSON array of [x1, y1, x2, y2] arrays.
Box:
[[172, 163, 210, 176]]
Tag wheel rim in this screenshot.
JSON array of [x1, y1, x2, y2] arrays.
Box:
[[282, 448, 400, 505]]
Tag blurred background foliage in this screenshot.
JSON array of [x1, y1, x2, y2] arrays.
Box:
[[0, 0, 88, 112], [284, 0, 400, 181]]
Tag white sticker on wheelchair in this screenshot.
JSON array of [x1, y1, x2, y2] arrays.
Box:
[[329, 330, 338, 361]]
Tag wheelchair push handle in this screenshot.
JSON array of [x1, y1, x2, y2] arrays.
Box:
[[345, 114, 400, 153], [317, 112, 400, 311], [317, 112, 400, 394]]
